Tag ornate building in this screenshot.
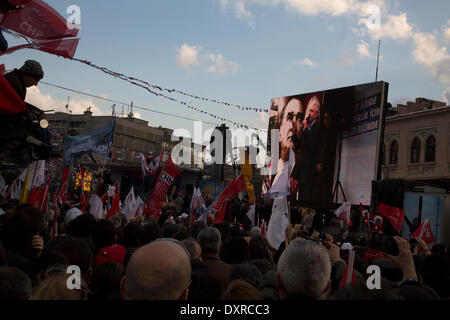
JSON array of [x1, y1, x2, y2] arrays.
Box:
[[381, 97, 450, 244]]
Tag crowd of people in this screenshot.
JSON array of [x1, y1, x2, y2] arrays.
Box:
[[0, 193, 449, 301]]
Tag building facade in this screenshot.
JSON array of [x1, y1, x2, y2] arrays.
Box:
[[381, 98, 450, 245]]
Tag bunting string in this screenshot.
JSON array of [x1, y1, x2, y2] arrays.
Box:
[[71, 58, 267, 113], [71, 58, 266, 130]]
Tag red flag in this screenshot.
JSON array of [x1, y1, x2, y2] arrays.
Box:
[[105, 185, 120, 219], [0, 64, 6, 75], [261, 220, 266, 236], [211, 175, 246, 225], [0, 73, 28, 114], [35, 38, 79, 59], [143, 157, 180, 217], [412, 219, 436, 244], [57, 167, 70, 205], [378, 203, 405, 233], [80, 191, 90, 213], [339, 250, 357, 288], [1, 0, 79, 40], [27, 186, 41, 208], [362, 249, 388, 263]]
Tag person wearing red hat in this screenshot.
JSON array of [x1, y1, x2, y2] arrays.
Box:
[[95, 244, 126, 270]]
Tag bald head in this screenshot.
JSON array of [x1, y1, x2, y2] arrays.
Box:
[[122, 240, 191, 300]]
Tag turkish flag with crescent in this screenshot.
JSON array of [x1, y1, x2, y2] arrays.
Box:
[[143, 157, 180, 217]]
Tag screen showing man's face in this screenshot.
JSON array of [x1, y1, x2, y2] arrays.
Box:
[[279, 98, 303, 150]]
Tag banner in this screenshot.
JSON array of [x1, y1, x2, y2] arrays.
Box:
[[65, 119, 116, 165], [378, 202, 405, 233], [0, 0, 79, 40], [144, 157, 180, 217]]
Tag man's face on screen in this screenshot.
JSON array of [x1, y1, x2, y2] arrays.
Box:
[[279, 98, 303, 150]]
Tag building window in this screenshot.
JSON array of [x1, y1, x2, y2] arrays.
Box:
[[390, 140, 398, 165], [411, 137, 421, 163], [425, 135, 436, 162]]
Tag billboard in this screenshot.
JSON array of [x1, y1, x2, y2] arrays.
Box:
[[268, 81, 388, 206]]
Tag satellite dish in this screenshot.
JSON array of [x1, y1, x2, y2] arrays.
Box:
[[40, 119, 49, 129]]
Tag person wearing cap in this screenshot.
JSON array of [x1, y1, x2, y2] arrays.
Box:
[[4, 60, 44, 100], [95, 244, 126, 269]]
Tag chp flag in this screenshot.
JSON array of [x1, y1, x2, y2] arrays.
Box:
[[411, 219, 437, 244], [377, 202, 405, 234], [143, 157, 180, 217], [210, 175, 246, 225]]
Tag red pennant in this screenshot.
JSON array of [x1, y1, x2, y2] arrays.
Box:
[[378, 203, 405, 233]]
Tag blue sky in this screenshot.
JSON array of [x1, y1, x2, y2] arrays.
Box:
[[1, 0, 449, 135]]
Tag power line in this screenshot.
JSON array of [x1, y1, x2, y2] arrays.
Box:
[[39, 81, 220, 126]]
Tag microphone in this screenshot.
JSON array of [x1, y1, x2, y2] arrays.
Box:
[[306, 116, 311, 123]]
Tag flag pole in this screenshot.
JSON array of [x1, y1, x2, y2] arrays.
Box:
[[375, 40, 381, 82]]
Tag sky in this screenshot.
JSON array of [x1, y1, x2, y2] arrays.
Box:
[[1, 0, 450, 137]]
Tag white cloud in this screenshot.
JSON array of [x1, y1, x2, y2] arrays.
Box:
[[285, 58, 318, 70], [363, 13, 413, 40], [206, 53, 240, 74], [217, 0, 386, 23], [176, 44, 240, 74], [442, 87, 450, 105], [412, 32, 450, 83], [443, 20, 450, 44], [176, 44, 201, 73], [357, 40, 373, 58], [25, 86, 108, 116]]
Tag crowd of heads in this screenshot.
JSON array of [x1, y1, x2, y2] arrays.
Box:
[[0, 196, 450, 301]]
